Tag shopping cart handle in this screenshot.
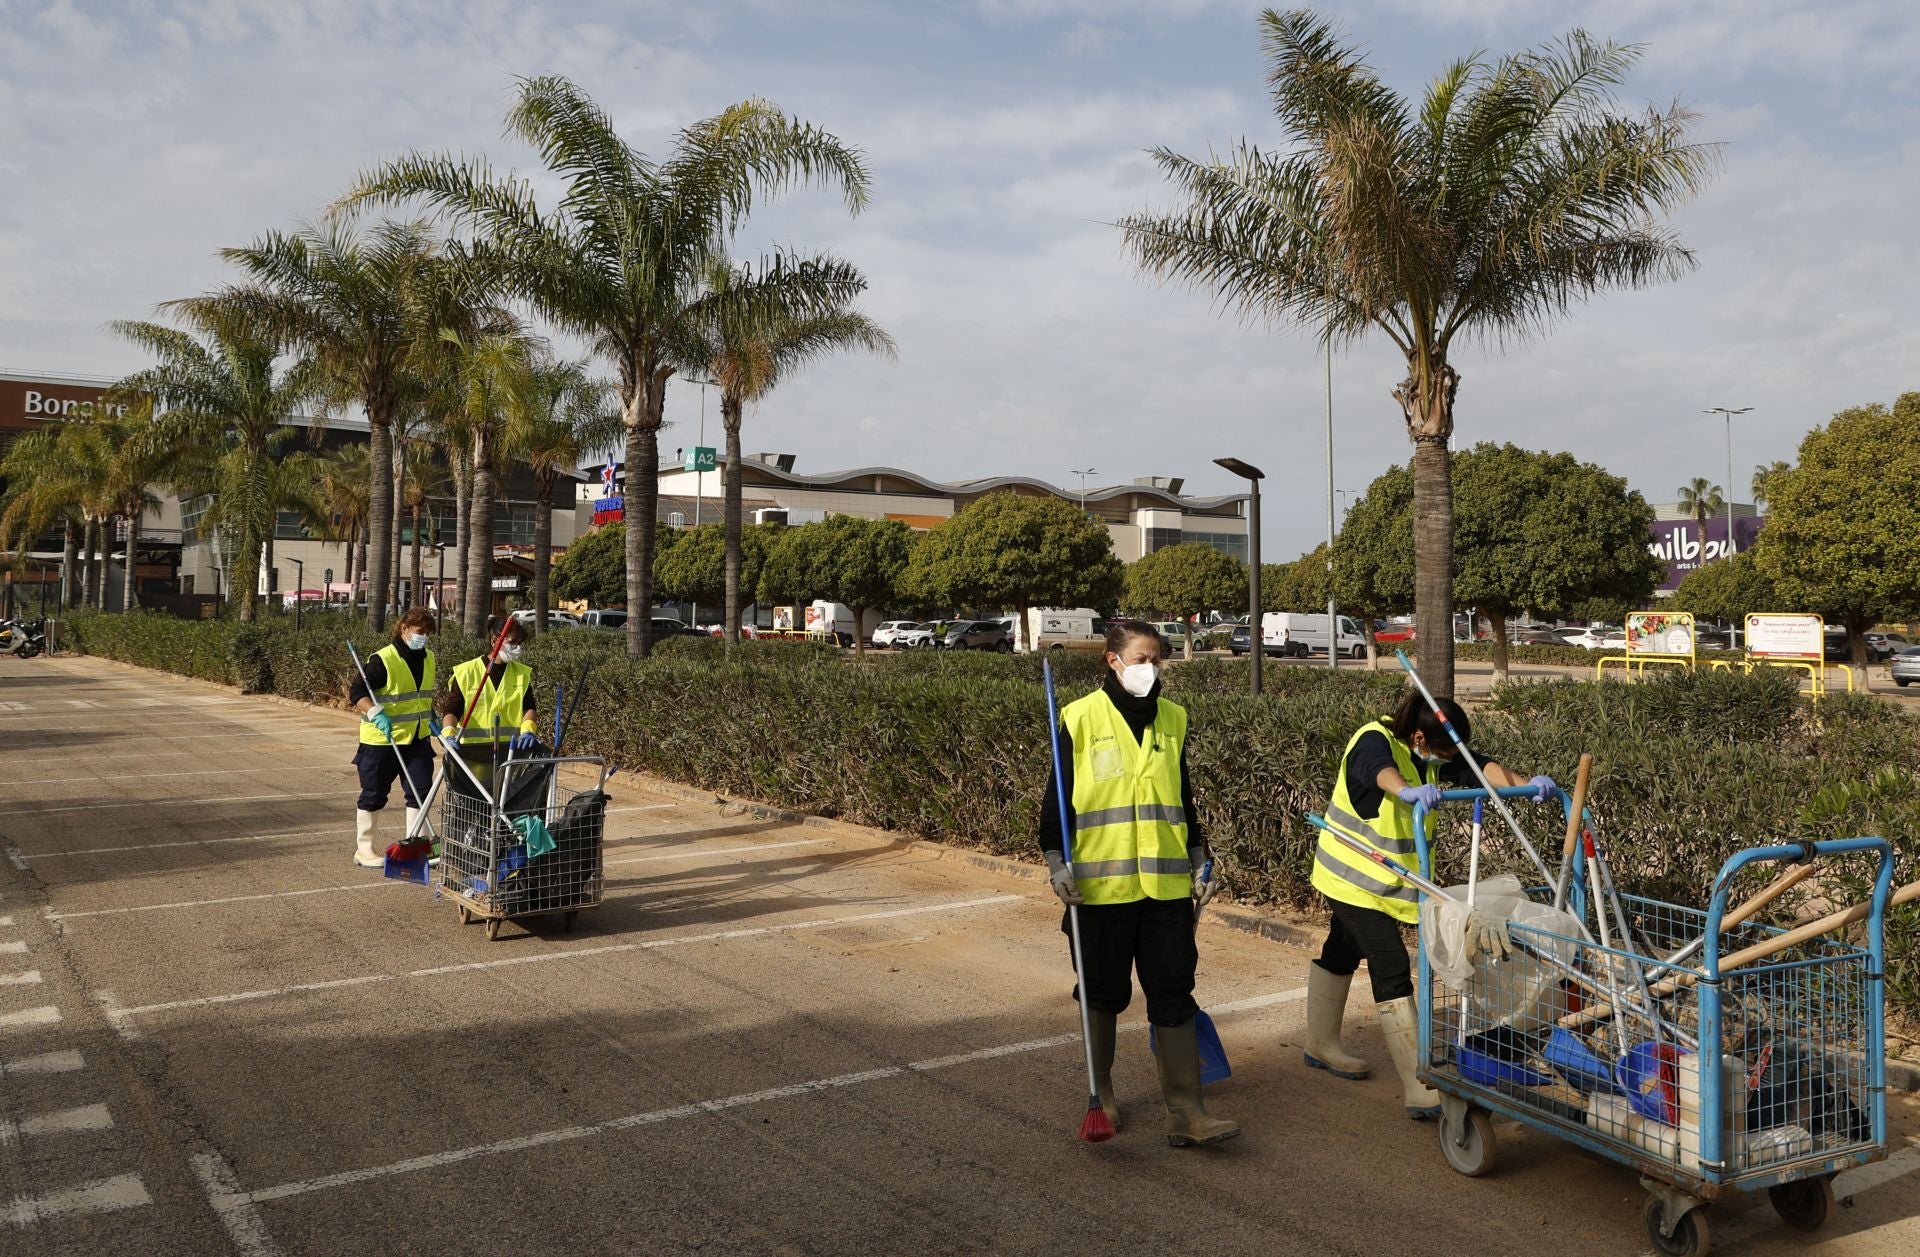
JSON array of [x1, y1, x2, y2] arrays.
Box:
[[1438, 786, 1540, 802]]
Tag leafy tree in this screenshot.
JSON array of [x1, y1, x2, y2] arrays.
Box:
[[505, 356, 621, 629], [1119, 11, 1714, 696], [900, 493, 1124, 643], [313, 444, 371, 601], [1676, 476, 1725, 550], [344, 77, 870, 658], [817, 515, 914, 660], [1563, 596, 1634, 627], [1752, 394, 1920, 665], [1126, 542, 1247, 659], [0, 428, 85, 608], [1751, 460, 1792, 513], [1332, 465, 1417, 665], [1454, 442, 1661, 679], [1262, 545, 1330, 613], [685, 258, 894, 643], [1667, 550, 1777, 630], [657, 521, 781, 611], [551, 520, 680, 611]]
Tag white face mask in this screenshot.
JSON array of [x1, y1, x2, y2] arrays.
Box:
[[404, 633, 429, 651], [1118, 661, 1158, 698], [499, 644, 523, 663]]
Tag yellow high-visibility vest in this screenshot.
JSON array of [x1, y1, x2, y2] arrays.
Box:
[[359, 644, 436, 746], [449, 656, 531, 755], [1311, 719, 1436, 923], [1060, 690, 1192, 905]]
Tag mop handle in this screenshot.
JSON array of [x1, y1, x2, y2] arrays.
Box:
[[1393, 649, 1555, 887], [345, 640, 389, 741], [1043, 661, 1103, 1101], [1466, 797, 1483, 909], [1552, 754, 1594, 911], [1308, 814, 1457, 903]]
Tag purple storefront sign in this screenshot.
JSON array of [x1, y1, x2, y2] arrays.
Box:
[[1650, 516, 1767, 592]]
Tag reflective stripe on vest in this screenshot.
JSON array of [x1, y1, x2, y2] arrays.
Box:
[[359, 645, 436, 746], [450, 657, 531, 754], [1061, 690, 1191, 904], [1310, 719, 1432, 924]]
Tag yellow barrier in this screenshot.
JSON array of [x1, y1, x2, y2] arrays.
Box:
[[1601, 652, 1857, 699], [1594, 653, 1695, 679]]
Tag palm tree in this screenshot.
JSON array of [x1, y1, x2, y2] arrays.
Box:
[[506, 356, 622, 628], [0, 429, 86, 609], [1752, 459, 1791, 513], [1676, 476, 1725, 552], [688, 258, 895, 642], [314, 444, 372, 605], [182, 220, 439, 632], [398, 439, 449, 613], [1117, 10, 1716, 695], [441, 328, 532, 635], [339, 76, 872, 657], [109, 307, 320, 621]]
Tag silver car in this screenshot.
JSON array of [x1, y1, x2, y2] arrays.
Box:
[[1890, 646, 1920, 688]]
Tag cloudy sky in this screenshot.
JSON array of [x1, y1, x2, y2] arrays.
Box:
[[4, 0, 1916, 555]]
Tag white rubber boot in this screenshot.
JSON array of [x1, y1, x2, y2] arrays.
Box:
[[1378, 997, 1441, 1120], [353, 809, 384, 868], [1303, 964, 1372, 1080]]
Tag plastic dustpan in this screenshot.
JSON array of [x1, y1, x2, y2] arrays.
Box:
[[1617, 1041, 1686, 1125], [1149, 1010, 1232, 1086], [1545, 1028, 1623, 1096], [1455, 1032, 1556, 1088]]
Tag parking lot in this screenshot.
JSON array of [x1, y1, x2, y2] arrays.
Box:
[[2, 654, 1917, 1255]]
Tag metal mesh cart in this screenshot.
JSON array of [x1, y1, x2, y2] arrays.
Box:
[[1411, 788, 1893, 1256], [432, 753, 609, 941]]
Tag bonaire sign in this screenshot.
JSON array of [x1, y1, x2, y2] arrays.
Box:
[[1, 379, 130, 431], [1650, 516, 1766, 592]]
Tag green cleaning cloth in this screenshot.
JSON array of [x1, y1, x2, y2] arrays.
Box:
[[513, 813, 557, 859]]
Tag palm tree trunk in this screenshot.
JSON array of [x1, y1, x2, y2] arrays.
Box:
[[82, 517, 101, 610], [723, 395, 744, 645], [623, 367, 671, 659], [1399, 361, 1459, 698], [465, 426, 495, 637], [410, 501, 423, 614], [451, 453, 471, 629], [233, 529, 260, 623], [61, 518, 79, 609], [388, 450, 406, 613], [533, 470, 554, 630], [122, 510, 139, 613], [365, 415, 394, 634]]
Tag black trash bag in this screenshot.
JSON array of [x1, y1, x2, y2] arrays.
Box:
[[520, 789, 608, 914]]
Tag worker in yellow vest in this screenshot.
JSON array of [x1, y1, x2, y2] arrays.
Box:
[[438, 617, 540, 795], [348, 607, 441, 868], [1040, 620, 1238, 1147], [1304, 691, 1554, 1118]]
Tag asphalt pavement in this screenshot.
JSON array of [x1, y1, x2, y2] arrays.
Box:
[[1, 653, 1915, 1255]]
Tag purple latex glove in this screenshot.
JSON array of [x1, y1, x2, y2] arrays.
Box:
[[1528, 774, 1558, 802], [1397, 783, 1444, 810]]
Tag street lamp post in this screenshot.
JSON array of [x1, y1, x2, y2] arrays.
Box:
[[1214, 458, 1264, 697], [1703, 407, 1752, 560], [1071, 467, 1098, 512]]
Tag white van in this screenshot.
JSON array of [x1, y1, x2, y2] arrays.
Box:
[[1028, 608, 1105, 652], [805, 600, 884, 646], [1261, 611, 1369, 659]]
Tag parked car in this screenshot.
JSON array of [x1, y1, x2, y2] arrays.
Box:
[[896, 621, 944, 649], [651, 616, 707, 640], [1262, 611, 1368, 658], [1824, 630, 1853, 663], [1227, 622, 1253, 656], [1147, 621, 1189, 654], [942, 620, 1013, 651], [578, 609, 626, 630], [1558, 626, 1621, 651], [1890, 646, 1920, 687], [1866, 632, 1911, 662], [510, 609, 581, 630], [1511, 627, 1562, 647], [1374, 621, 1415, 646], [871, 620, 918, 649], [1030, 608, 1107, 652]]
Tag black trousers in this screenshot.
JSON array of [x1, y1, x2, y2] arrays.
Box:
[[353, 741, 434, 812], [1064, 896, 1199, 1028], [1315, 896, 1414, 1002]]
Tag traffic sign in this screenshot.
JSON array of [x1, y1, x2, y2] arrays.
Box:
[[683, 446, 717, 472]]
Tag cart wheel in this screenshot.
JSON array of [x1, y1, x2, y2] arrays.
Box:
[[563, 911, 578, 933], [457, 906, 472, 926], [485, 917, 502, 941], [1643, 1197, 1710, 1257], [1438, 1106, 1497, 1177], [1767, 1175, 1835, 1232]]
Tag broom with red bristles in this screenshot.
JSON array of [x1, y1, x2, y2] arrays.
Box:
[[1043, 659, 1116, 1144]]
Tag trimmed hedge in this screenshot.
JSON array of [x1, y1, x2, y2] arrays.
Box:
[[59, 611, 1919, 1026]]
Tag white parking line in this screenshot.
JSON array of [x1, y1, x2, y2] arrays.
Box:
[[0, 1103, 113, 1147], [211, 983, 1307, 1215], [2, 1173, 151, 1226], [22, 828, 345, 860], [0, 1006, 60, 1032], [6, 764, 342, 786], [48, 881, 407, 921], [192, 1152, 286, 1257], [604, 839, 826, 867], [0, 971, 42, 986], [0, 941, 26, 955], [0, 1050, 84, 1077], [106, 895, 1025, 1028], [0, 791, 338, 817], [0, 916, 11, 926]]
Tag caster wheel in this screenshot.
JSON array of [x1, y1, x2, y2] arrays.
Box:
[[485, 918, 502, 941], [458, 906, 472, 926], [563, 911, 578, 933], [1643, 1197, 1710, 1257], [1438, 1106, 1497, 1177], [1767, 1175, 1835, 1232]]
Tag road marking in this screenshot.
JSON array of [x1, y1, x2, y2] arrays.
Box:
[[6, 763, 342, 786], [0, 791, 338, 817], [604, 840, 826, 867], [217, 983, 1307, 1210], [49, 881, 405, 921], [21, 828, 345, 860], [0, 971, 42, 986], [0, 1103, 113, 1147], [192, 1151, 286, 1257], [0, 1049, 84, 1077], [0, 916, 11, 926], [107, 895, 1026, 1027], [2, 1174, 151, 1226], [0, 941, 26, 955], [0, 1006, 61, 1032]]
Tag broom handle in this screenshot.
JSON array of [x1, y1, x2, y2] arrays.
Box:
[[455, 618, 515, 734], [1645, 862, 1819, 979], [1043, 661, 1104, 1103], [1563, 879, 1920, 1030], [1551, 754, 1594, 911]]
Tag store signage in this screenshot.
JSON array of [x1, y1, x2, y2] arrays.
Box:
[[1744, 613, 1823, 659], [1649, 516, 1766, 591], [22, 390, 128, 420], [491, 577, 521, 591], [683, 446, 716, 473], [1625, 611, 1694, 657], [591, 462, 626, 524]]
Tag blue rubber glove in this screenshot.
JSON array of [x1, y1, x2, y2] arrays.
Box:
[[1397, 783, 1444, 810], [510, 731, 539, 752], [365, 708, 394, 739], [428, 713, 443, 737], [1528, 774, 1558, 802]]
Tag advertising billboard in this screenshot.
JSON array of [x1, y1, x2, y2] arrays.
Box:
[[1649, 516, 1766, 592], [1745, 613, 1823, 660], [1626, 610, 1695, 657]]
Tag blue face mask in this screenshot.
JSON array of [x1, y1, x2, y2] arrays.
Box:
[[404, 633, 429, 651]]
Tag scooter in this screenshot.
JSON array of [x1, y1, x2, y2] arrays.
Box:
[[0, 617, 47, 658]]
